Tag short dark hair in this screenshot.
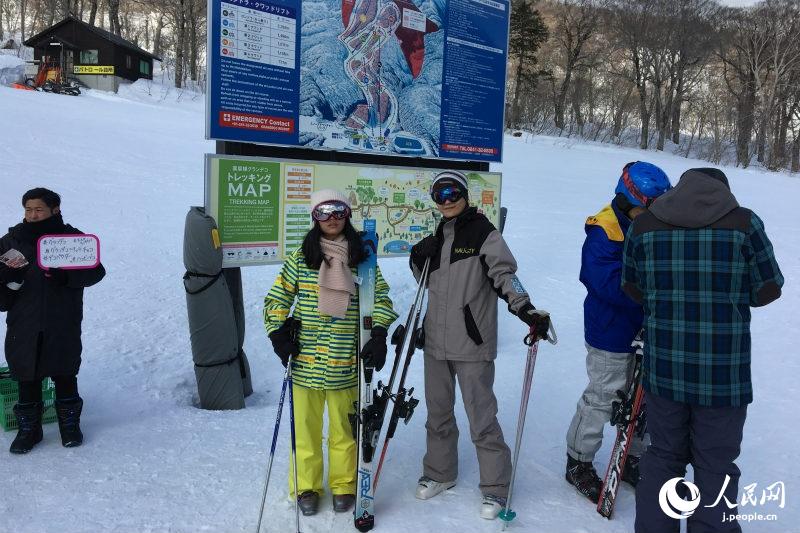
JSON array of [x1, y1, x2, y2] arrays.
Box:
[[22, 188, 61, 209]]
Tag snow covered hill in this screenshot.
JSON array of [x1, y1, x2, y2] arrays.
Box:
[[0, 83, 797, 533]]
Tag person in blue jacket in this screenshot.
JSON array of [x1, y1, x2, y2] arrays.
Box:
[[564, 162, 671, 503]]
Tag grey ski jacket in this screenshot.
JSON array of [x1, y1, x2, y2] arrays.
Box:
[[411, 207, 531, 361]]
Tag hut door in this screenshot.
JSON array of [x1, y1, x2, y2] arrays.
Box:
[[66, 50, 75, 79]]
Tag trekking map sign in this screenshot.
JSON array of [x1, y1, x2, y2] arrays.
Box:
[[206, 0, 510, 162], [205, 154, 502, 266]]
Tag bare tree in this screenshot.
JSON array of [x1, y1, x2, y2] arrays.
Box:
[[88, 0, 97, 25], [173, 0, 187, 88], [755, 0, 800, 167], [718, 6, 772, 167], [610, 0, 659, 149], [107, 0, 119, 34], [791, 105, 800, 171], [186, 0, 206, 82], [20, 0, 27, 44], [552, 0, 599, 131]]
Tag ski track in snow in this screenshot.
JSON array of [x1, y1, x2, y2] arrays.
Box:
[[0, 83, 797, 533]]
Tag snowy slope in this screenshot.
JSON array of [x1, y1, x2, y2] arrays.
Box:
[[0, 83, 797, 533]]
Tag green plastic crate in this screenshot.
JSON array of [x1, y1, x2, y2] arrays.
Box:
[[0, 368, 57, 431]]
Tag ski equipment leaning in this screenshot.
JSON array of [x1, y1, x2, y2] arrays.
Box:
[[596, 333, 647, 519], [352, 220, 379, 532], [373, 258, 430, 489]]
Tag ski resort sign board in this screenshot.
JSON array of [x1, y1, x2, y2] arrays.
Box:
[[205, 154, 502, 266], [206, 0, 510, 162], [74, 65, 114, 74]]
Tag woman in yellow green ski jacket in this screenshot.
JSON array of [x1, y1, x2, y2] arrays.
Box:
[[264, 189, 398, 517]]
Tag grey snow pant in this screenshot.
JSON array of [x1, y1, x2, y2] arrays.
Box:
[[422, 354, 512, 498], [566, 343, 648, 462]]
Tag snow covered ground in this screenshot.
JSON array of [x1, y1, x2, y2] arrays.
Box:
[[0, 82, 797, 533]]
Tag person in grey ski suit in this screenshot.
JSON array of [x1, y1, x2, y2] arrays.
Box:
[[408, 170, 551, 520], [564, 161, 671, 503]]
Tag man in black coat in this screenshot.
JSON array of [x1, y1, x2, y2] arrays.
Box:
[[0, 188, 105, 454]]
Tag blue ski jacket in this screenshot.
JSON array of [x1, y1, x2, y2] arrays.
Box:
[[580, 201, 642, 353]]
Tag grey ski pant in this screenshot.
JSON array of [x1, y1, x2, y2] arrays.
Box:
[[566, 343, 648, 462], [422, 354, 512, 498]]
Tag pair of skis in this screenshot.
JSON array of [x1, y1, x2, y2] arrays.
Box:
[[596, 334, 646, 518], [353, 222, 430, 532]]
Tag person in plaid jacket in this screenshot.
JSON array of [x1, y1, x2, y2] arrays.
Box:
[[622, 168, 783, 533]]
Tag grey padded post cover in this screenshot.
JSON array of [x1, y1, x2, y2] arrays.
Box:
[[183, 206, 244, 410], [223, 267, 253, 397]]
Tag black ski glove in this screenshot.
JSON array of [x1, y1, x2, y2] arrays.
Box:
[[517, 303, 551, 341], [0, 264, 27, 285], [269, 318, 301, 367], [410, 235, 438, 271], [360, 326, 388, 371], [45, 268, 69, 286]]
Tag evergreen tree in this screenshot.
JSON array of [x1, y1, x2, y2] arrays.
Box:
[[508, 0, 549, 129]]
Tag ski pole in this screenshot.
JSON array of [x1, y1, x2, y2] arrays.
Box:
[[255, 318, 301, 533], [255, 365, 290, 533], [287, 355, 302, 533], [499, 321, 557, 530], [381, 258, 430, 405]]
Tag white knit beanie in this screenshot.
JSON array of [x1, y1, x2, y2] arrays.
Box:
[[430, 170, 468, 193], [310, 189, 351, 210]]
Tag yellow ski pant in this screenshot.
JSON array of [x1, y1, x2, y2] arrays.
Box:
[[289, 384, 358, 497]]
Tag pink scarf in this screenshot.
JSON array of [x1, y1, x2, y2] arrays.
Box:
[[318, 237, 355, 318]]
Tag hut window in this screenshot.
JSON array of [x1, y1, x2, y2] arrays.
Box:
[[126, 55, 132, 69], [139, 60, 150, 75], [80, 49, 98, 64]]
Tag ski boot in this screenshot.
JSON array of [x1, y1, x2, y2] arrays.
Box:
[[333, 494, 355, 512], [566, 454, 602, 503], [480, 494, 507, 520], [297, 490, 319, 516], [415, 476, 456, 500]]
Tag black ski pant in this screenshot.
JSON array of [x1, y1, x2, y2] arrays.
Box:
[[18, 375, 79, 402], [635, 391, 747, 533]]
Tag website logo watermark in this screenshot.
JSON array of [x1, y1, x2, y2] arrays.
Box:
[[659, 476, 785, 523], [658, 478, 701, 519]]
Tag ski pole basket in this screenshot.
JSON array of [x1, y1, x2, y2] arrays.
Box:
[[0, 367, 58, 431]]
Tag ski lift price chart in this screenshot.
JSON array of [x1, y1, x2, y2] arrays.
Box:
[[218, 0, 296, 69]]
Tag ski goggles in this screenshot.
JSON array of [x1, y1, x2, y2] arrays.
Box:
[[430, 186, 464, 205], [312, 201, 351, 222]]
